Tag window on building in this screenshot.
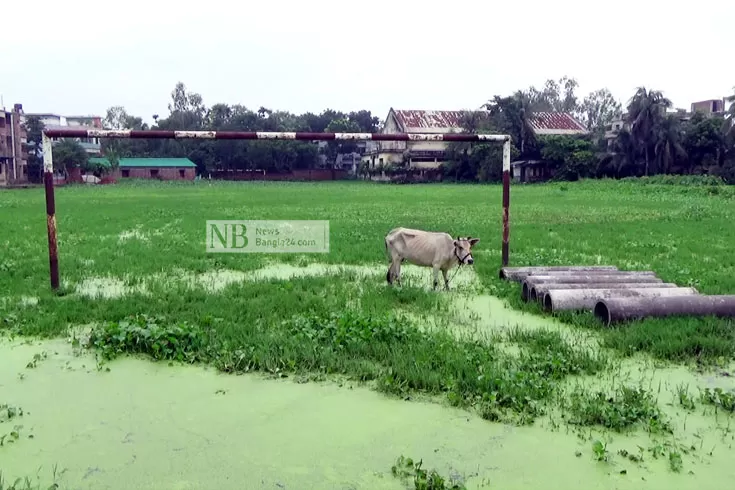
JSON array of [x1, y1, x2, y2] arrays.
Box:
[[179, 169, 185, 178], [150, 169, 159, 177], [121, 169, 130, 178]]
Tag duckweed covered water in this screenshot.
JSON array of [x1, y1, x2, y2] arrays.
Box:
[[2, 334, 734, 490]]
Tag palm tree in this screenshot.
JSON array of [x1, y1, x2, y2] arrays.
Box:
[[721, 87, 735, 158], [653, 116, 687, 174], [626, 87, 673, 176], [605, 128, 638, 177], [483, 92, 537, 156]]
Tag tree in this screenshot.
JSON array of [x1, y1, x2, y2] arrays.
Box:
[[539, 135, 598, 181], [483, 93, 538, 157], [323, 118, 362, 166], [525, 76, 581, 115], [681, 112, 724, 174], [653, 116, 687, 175], [599, 128, 638, 178], [21, 115, 45, 182], [52, 139, 89, 174], [579, 88, 622, 134], [626, 87, 673, 176], [347, 110, 380, 133]]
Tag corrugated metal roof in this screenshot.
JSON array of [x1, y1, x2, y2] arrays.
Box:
[[89, 157, 196, 168], [529, 112, 587, 135], [392, 110, 466, 131]]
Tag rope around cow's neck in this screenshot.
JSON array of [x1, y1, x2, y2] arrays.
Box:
[[447, 249, 467, 286]]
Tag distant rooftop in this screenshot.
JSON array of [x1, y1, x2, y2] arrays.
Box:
[[89, 157, 197, 168], [390, 109, 466, 132], [529, 112, 588, 135]]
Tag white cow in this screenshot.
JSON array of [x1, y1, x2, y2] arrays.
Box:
[[384, 227, 479, 291]]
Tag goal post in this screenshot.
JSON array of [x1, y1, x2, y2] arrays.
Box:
[[40, 129, 513, 290]]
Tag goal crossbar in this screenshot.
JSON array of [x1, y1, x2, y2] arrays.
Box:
[[43, 128, 510, 142], [39, 129, 513, 290]]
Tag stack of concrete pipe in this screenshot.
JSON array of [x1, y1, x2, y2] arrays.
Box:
[[498, 266, 735, 323]]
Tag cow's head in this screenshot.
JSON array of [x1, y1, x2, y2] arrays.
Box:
[[453, 236, 480, 265]]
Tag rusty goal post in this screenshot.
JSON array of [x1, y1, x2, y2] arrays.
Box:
[[41, 129, 513, 290]]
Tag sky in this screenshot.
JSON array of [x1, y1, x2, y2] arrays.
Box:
[[2, 0, 733, 126]]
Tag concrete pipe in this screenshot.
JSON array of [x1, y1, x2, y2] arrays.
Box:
[[529, 282, 680, 303], [520, 274, 662, 301], [542, 287, 699, 313], [499, 266, 618, 281], [594, 295, 735, 327], [514, 270, 656, 286]]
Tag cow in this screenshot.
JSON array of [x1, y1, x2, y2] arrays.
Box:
[[384, 227, 479, 291]]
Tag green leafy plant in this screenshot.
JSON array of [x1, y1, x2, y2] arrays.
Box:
[[391, 455, 466, 490]]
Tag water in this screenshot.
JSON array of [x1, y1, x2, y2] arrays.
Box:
[[2, 335, 734, 490]]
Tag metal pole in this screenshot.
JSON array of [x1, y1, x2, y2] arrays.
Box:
[[501, 139, 511, 267], [42, 134, 59, 290]]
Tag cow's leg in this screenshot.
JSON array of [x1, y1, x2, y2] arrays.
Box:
[[394, 259, 403, 286], [386, 240, 401, 286], [432, 265, 440, 291], [442, 268, 450, 291]]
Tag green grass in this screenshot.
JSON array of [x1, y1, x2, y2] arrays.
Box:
[[1, 178, 734, 431]]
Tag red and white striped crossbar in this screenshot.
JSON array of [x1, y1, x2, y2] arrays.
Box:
[[43, 128, 511, 142]]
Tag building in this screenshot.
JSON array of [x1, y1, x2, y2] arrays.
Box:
[[511, 112, 589, 183], [88, 157, 197, 181], [362, 109, 466, 170], [0, 103, 29, 186], [22, 112, 103, 155], [690, 99, 726, 115]]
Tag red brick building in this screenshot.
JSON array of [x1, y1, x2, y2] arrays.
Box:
[[0, 103, 29, 186], [89, 157, 197, 181]]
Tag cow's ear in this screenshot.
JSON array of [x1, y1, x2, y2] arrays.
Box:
[[469, 238, 480, 247], [453, 240, 460, 247]]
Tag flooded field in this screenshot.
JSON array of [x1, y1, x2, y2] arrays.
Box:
[[2, 333, 734, 489], [1, 180, 734, 489]]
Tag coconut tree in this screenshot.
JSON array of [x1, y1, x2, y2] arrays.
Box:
[[722, 87, 735, 158], [602, 128, 638, 177], [653, 116, 687, 175], [483, 92, 537, 156], [626, 87, 673, 176]]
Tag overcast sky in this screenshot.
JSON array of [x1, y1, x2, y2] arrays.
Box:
[[2, 0, 733, 125]]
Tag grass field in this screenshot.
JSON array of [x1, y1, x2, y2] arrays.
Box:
[[1, 178, 735, 489]]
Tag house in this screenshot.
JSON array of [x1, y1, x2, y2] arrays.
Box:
[[511, 111, 589, 183], [690, 99, 726, 115], [22, 111, 103, 155], [88, 157, 197, 181], [362, 108, 466, 170], [0, 103, 28, 186]]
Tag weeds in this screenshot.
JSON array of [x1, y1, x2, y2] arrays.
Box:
[[81, 310, 614, 426], [0, 465, 62, 490], [676, 384, 697, 412], [591, 440, 609, 462], [86, 314, 214, 367], [700, 387, 735, 413], [565, 386, 672, 434], [391, 455, 466, 490], [0, 402, 24, 448]]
